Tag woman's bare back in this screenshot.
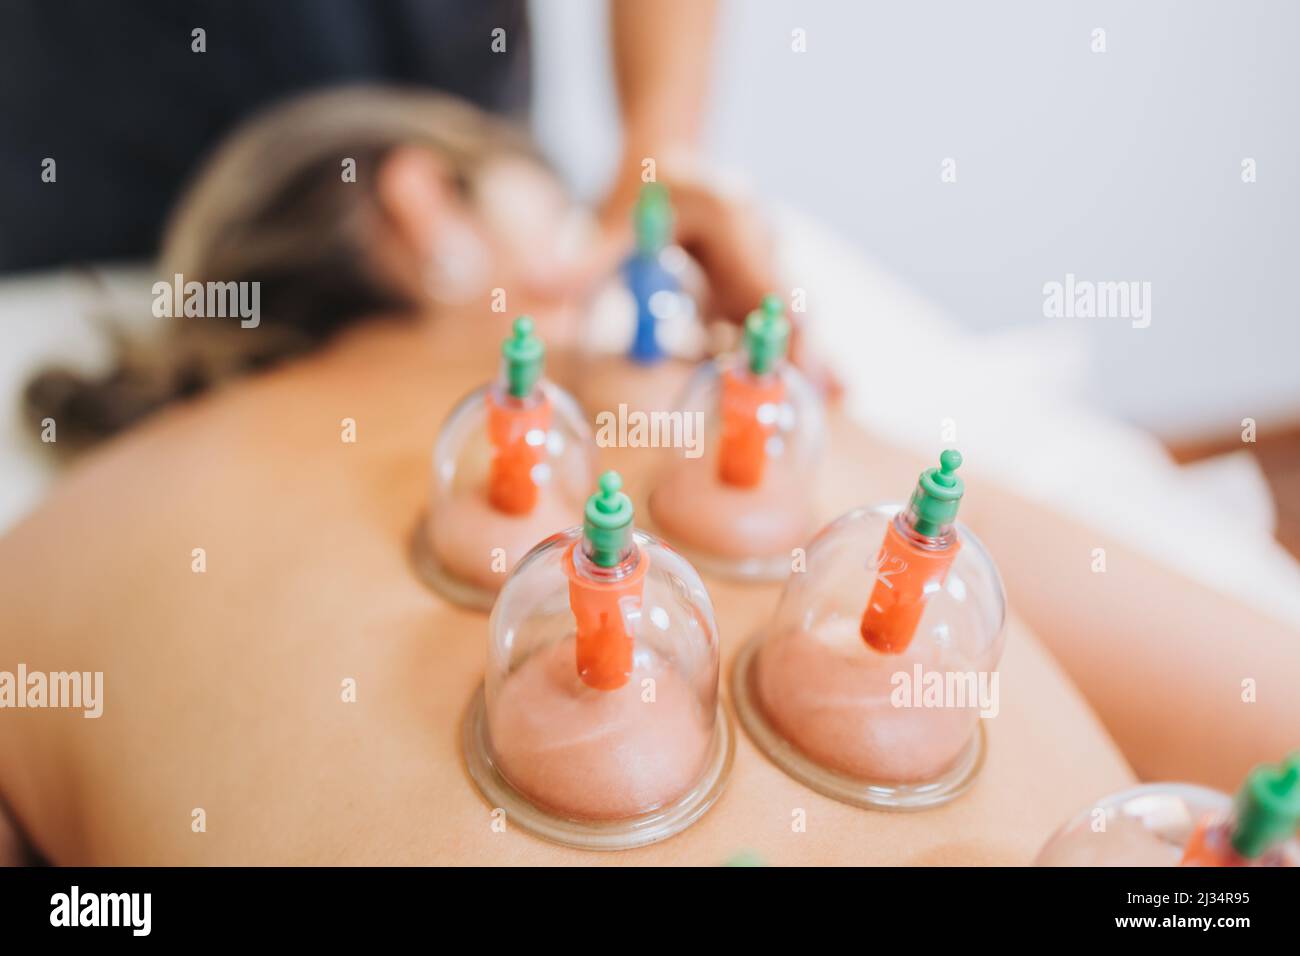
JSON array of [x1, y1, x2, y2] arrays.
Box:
[[0, 315, 1134, 865]]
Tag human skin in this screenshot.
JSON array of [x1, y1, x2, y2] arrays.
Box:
[[649, 456, 813, 561], [602, 0, 717, 233], [585, 0, 842, 400], [1035, 813, 1185, 867], [963, 486, 1300, 792], [576, 354, 697, 428], [428, 485, 576, 594], [754, 618, 979, 782], [489, 636, 711, 820], [0, 799, 22, 865], [0, 308, 1138, 865]]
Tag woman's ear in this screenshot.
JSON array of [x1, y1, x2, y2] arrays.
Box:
[[375, 146, 457, 263]]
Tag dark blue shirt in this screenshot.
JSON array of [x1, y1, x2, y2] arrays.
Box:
[[0, 0, 530, 272]]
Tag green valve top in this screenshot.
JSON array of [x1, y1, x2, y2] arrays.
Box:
[[583, 470, 634, 568], [1230, 752, 1300, 859], [907, 449, 965, 537], [501, 315, 544, 399], [633, 182, 673, 256], [744, 294, 791, 375]]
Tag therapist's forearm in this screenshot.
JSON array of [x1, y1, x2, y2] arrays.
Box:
[[605, 0, 718, 218]]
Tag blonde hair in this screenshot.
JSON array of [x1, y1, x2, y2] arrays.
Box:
[[27, 85, 533, 452]]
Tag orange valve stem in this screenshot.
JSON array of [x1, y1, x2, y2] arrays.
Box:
[[1181, 754, 1300, 865], [1179, 819, 1243, 867], [564, 541, 648, 691], [860, 450, 965, 654], [485, 316, 549, 515], [566, 472, 644, 691], [718, 295, 791, 488], [718, 368, 785, 488], [860, 521, 961, 654], [486, 389, 551, 515]]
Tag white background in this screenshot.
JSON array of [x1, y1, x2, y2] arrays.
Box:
[[529, 0, 1300, 439]]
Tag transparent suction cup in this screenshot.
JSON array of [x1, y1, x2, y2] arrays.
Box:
[[1035, 784, 1231, 866], [1037, 754, 1300, 866], [463, 683, 733, 850], [732, 501, 1005, 810], [462, 475, 733, 849], [574, 183, 706, 418], [647, 297, 824, 582], [416, 317, 596, 611]]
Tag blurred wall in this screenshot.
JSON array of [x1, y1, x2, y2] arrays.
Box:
[[528, 0, 1300, 439]]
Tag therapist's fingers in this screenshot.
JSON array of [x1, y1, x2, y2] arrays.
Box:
[[554, 177, 842, 399], [671, 182, 843, 400], [668, 179, 776, 325], [549, 176, 774, 315], [548, 177, 773, 319]]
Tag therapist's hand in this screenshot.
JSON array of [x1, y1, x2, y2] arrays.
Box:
[[570, 175, 841, 399]]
